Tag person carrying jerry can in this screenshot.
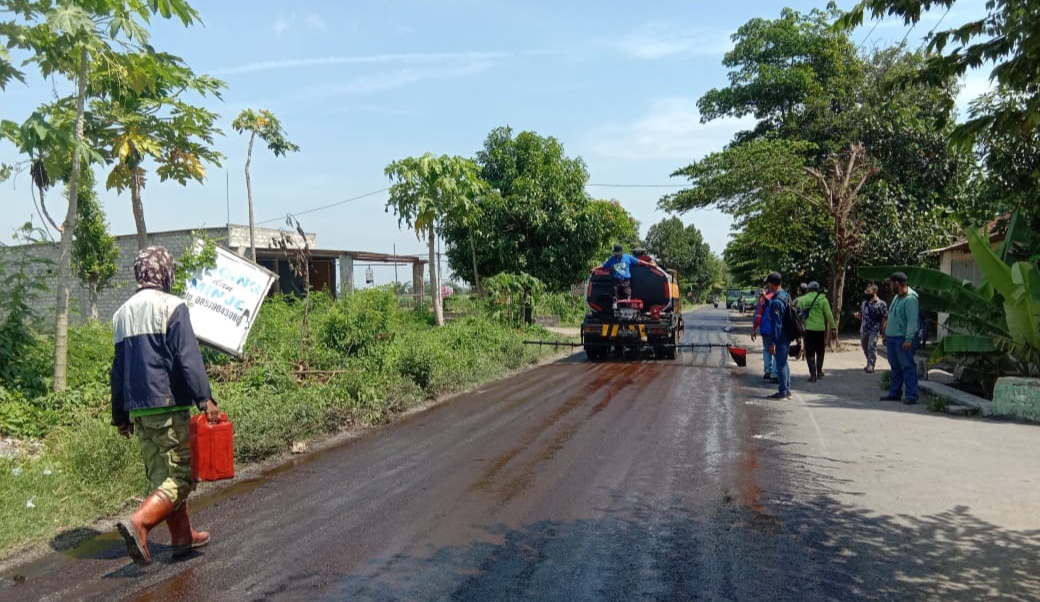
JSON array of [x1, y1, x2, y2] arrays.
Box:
[[111, 246, 221, 566]]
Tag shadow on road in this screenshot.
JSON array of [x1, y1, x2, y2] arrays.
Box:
[[317, 494, 1040, 602]]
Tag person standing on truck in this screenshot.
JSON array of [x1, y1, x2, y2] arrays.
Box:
[[602, 244, 652, 301], [765, 272, 792, 400], [111, 246, 222, 566], [631, 248, 657, 266], [798, 281, 836, 383]]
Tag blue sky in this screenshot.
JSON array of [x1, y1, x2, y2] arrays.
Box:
[[1, 0, 988, 284]]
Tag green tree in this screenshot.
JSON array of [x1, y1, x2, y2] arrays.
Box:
[[385, 153, 487, 326], [663, 8, 970, 324], [960, 91, 1040, 257], [231, 109, 300, 262], [95, 50, 224, 250], [784, 142, 880, 342], [72, 170, 119, 321], [442, 127, 629, 292], [843, 0, 1040, 145], [1, 0, 204, 391], [698, 4, 863, 148], [0, 102, 82, 237], [644, 217, 715, 298]]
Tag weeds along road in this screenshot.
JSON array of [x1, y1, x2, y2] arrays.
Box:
[[5, 308, 1036, 601]]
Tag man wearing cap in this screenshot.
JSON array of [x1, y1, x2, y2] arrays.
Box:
[[798, 281, 836, 382], [764, 272, 792, 399], [602, 244, 652, 301], [111, 246, 221, 566], [881, 272, 920, 404], [752, 289, 778, 382]]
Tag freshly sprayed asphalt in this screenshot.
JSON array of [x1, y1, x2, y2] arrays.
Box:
[[4, 309, 1037, 601]]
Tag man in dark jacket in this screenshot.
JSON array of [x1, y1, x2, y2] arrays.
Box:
[[112, 246, 221, 566], [765, 272, 792, 400]]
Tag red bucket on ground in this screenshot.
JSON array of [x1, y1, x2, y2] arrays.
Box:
[[190, 413, 235, 482], [728, 346, 748, 367]]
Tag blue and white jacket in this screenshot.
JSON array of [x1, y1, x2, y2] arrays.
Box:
[[110, 288, 212, 426]]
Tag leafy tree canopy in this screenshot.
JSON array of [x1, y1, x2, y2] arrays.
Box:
[[441, 127, 635, 292]]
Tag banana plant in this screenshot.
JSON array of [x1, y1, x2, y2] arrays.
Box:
[[858, 220, 1040, 377]]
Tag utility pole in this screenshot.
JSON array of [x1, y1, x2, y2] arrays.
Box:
[[393, 243, 399, 288], [225, 170, 230, 226]]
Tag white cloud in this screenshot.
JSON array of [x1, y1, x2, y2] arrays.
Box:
[[273, 12, 295, 36], [615, 23, 731, 60], [291, 61, 492, 100], [585, 98, 755, 162], [304, 13, 327, 31], [329, 104, 418, 116], [213, 50, 551, 76], [273, 12, 327, 36]]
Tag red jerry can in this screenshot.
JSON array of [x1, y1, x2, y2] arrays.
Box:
[[190, 412, 235, 482]]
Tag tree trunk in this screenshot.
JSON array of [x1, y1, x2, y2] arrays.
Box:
[[38, 183, 61, 234], [470, 235, 481, 298], [429, 227, 444, 326], [88, 282, 99, 323], [53, 46, 88, 393], [131, 168, 148, 250], [828, 253, 847, 350], [245, 131, 256, 262]]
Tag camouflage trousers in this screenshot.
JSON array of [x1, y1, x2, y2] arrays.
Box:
[[134, 410, 194, 507]]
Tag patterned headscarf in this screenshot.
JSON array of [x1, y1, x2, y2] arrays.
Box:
[[134, 246, 176, 293]]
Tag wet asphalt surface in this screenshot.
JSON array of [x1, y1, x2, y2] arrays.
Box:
[[5, 309, 1036, 601]]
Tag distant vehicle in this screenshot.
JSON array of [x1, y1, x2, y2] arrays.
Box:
[[725, 289, 741, 309], [741, 290, 757, 310]]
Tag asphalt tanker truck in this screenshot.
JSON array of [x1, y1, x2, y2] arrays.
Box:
[[580, 259, 685, 361]]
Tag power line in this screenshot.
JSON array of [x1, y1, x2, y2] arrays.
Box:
[[857, 19, 882, 51], [256, 187, 389, 225], [914, 5, 952, 53], [253, 182, 688, 226], [587, 183, 685, 188]]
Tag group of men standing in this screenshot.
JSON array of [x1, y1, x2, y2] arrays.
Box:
[[750, 271, 921, 404]]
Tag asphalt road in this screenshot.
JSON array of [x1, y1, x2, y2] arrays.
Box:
[[4, 309, 1032, 601]]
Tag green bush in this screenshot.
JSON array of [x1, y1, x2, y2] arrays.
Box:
[[0, 387, 55, 439], [0, 290, 568, 555], [67, 321, 114, 389], [536, 292, 586, 325], [318, 288, 398, 357]]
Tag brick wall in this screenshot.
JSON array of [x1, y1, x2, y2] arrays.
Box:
[[227, 224, 316, 256], [1, 224, 319, 324], [0, 227, 225, 325]]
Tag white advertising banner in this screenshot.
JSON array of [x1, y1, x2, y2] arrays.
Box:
[[181, 243, 277, 357]]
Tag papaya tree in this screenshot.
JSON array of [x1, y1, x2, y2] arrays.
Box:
[[385, 153, 486, 326], [0, 0, 208, 391], [231, 109, 300, 262], [94, 50, 224, 250]]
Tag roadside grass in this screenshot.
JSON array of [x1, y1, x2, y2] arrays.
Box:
[[927, 396, 951, 413], [880, 370, 892, 391], [0, 290, 572, 556]]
